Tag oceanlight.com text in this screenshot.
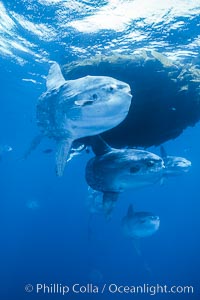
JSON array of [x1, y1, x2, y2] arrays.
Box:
[[25, 283, 194, 296]]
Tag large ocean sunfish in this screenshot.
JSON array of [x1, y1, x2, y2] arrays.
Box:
[[30, 62, 132, 176]]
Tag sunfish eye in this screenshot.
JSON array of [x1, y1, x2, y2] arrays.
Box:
[[140, 219, 147, 224], [130, 166, 140, 173], [146, 160, 155, 167], [108, 85, 116, 92], [92, 94, 98, 100]]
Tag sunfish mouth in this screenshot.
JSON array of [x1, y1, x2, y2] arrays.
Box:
[[152, 216, 160, 221], [118, 83, 131, 94], [177, 161, 191, 169], [150, 216, 160, 225]]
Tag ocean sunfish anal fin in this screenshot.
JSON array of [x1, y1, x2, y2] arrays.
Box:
[[103, 191, 119, 220], [90, 135, 112, 156], [55, 138, 73, 177], [127, 204, 135, 218], [46, 62, 66, 91], [132, 238, 141, 256], [131, 239, 152, 275]]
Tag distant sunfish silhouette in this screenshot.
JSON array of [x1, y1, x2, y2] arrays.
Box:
[[122, 205, 160, 239], [122, 204, 160, 275], [26, 62, 132, 176], [85, 136, 164, 217]]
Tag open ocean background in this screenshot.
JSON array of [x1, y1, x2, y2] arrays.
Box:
[[0, 0, 200, 299]]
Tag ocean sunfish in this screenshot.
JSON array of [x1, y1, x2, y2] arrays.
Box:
[[122, 204, 160, 239], [29, 62, 132, 176], [85, 136, 164, 217], [122, 204, 160, 274], [160, 146, 191, 177]]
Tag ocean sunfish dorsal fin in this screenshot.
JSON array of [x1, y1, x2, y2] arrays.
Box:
[[46, 62, 66, 91], [91, 135, 112, 156], [160, 146, 167, 159], [103, 191, 119, 220], [127, 204, 134, 218]]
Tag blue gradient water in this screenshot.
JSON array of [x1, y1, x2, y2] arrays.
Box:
[[0, 1, 200, 299]]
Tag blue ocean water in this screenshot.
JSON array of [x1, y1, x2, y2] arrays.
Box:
[[0, 1, 200, 299]]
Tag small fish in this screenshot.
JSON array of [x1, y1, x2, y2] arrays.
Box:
[[67, 142, 86, 162], [0, 144, 13, 160], [0, 145, 13, 153], [26, 199, 40, 210]]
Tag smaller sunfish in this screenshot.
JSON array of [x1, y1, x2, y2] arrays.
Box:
[[85, 136, 164, 217], [122, 204, 160, 239], [160, 146, 191, 177]]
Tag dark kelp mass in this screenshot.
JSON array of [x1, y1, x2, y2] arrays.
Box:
[[64, 50, 200, 148]]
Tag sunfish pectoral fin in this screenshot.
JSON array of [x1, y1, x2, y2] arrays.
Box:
[[55, 139, 73, 177], [46, 62, 66, 91], [74, 100, 94, 107], [103, 192, 119, 220]]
